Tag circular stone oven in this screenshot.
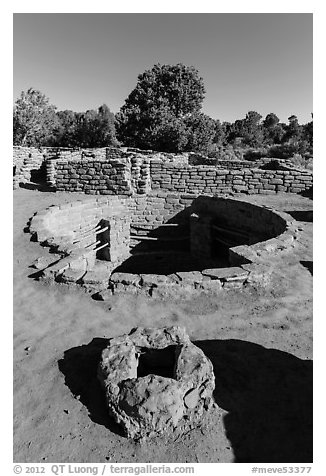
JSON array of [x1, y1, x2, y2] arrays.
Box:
[[97, 326, 215, 439], [28, 193, 299, 298]]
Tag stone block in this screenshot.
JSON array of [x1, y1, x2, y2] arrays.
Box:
[[202, 267, 249, 282], [176, 271, 204, 284], [97, 326, 215, 439], [140, 274, 170, 287], [30, 255, 60, 270], [195, 278, 222, 292], [110, 272, 141, 286]]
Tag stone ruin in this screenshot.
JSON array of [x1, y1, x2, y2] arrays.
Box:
[[97, 326, 215, 439], [28, 194, 300, 299]]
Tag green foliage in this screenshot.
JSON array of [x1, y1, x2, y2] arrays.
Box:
[[74, 105, 118, 148], [183, 113, 216, 153], [212, 119, 226, 145], [243, 148, 269, 161], [268, 143, 301, 159], [52, 110, 78, 147], [302, 121, 313, 147], [263, 113, 279, 129], [263, 113, 285, 145], [207, 145, 244, 161], [51, 104, 119, 148], [225, 111, 264, 147], [282, 115, 302, 143], [117, 63, 209, 152], [13, 88, 59, 146], [13, 84, 313, 160]]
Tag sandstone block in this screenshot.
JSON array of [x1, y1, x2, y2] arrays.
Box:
[[97, 326, 215, 439]]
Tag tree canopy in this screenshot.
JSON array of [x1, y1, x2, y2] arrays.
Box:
[[13, 80, 312, 161], [13, 89, 118, 148], [13, 88, 58, 146], [53, 105, 118, 148], [116, 63, 213, 152]]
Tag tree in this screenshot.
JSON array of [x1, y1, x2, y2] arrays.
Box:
[[74, 104, 118, 148], [263, 113, 279, 129], [52, 110, 78, 147], [227, 111, 263, 147], [282, 115, 302, 143], [212, 119, 226, 146], [13, 88, 58, 146], [116, 63, 207, 151], [183, 113, 217, 153], [263, 113, 285, 145], [242, 111, 264, 147], [302, 121, 313, 148], [52, 104, 119, 148]]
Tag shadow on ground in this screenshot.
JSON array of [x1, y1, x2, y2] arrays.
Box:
[[285, 210, 313, 222], [299, 187, 313, 200], [195, 339, 313, 463], [58, 337, 125, 436], [300, 261, 313, 276], [18, 181, 55, 192], [59, 337, 313, 462]]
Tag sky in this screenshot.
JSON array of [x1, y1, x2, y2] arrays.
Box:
[[13, 13, 313, 124]]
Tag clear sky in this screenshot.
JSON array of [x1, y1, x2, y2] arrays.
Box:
[[13, 13, 313, 124]]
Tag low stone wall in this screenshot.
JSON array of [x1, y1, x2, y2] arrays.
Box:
[[13, 146, 313, 196], [150, 160, 312, 195], [52, 152, 312, 196], [28, 193, 299, 298], [54, 159, 133, 195], [13, 147, 50, 188]]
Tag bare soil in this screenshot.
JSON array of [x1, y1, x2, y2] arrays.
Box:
[[13, 188, 313, 463]]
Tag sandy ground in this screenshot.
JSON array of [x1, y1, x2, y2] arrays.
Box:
[[13, 187, 313, 463]]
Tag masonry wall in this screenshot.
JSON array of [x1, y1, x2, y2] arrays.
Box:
[[13, 147, 51, 188], [53, 157, 313, 196], [54, 160, 133, 195], [150, 160, 313, 195], [127, 192, 288, 245], [13, 146, 313, 195], [30, 193, 294, 280]]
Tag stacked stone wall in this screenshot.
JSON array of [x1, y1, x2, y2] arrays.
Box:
[[29, 193, 299, 296], [14, 146, 313, 195], [54, 159, 132, 195], [150, 160, 312, 195], [13, 147, 50, 188]]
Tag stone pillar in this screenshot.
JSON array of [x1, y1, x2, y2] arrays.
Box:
[[45, 157, 57, 187], [97, 218, 130, 262]]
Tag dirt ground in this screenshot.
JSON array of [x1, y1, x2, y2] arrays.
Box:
[[13, 187, 313, 463]]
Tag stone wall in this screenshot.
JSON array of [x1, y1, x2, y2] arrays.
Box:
[[30, 192, 295, 265], [13, 147, 51, 188], [53, 151, 312, 196], [150, 160, 312, 195], [54, 159, 133, 195], [29, 193, 299, 296], [14, 146, 313, 196]]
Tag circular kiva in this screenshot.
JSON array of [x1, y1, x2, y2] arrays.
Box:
[[28, 194, 300, 297], [97, 326, 215, 439]]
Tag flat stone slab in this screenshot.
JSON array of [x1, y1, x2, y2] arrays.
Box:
[[140, 274, 170, 287], [110, 272, 141, 286], [202, 267, 249, 281], [30, 255, 60, 270], [82, 270, 110, 285], [176, 271, 204, 283], [97, 326, 215, 439], [60, 268, 85, 283]]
